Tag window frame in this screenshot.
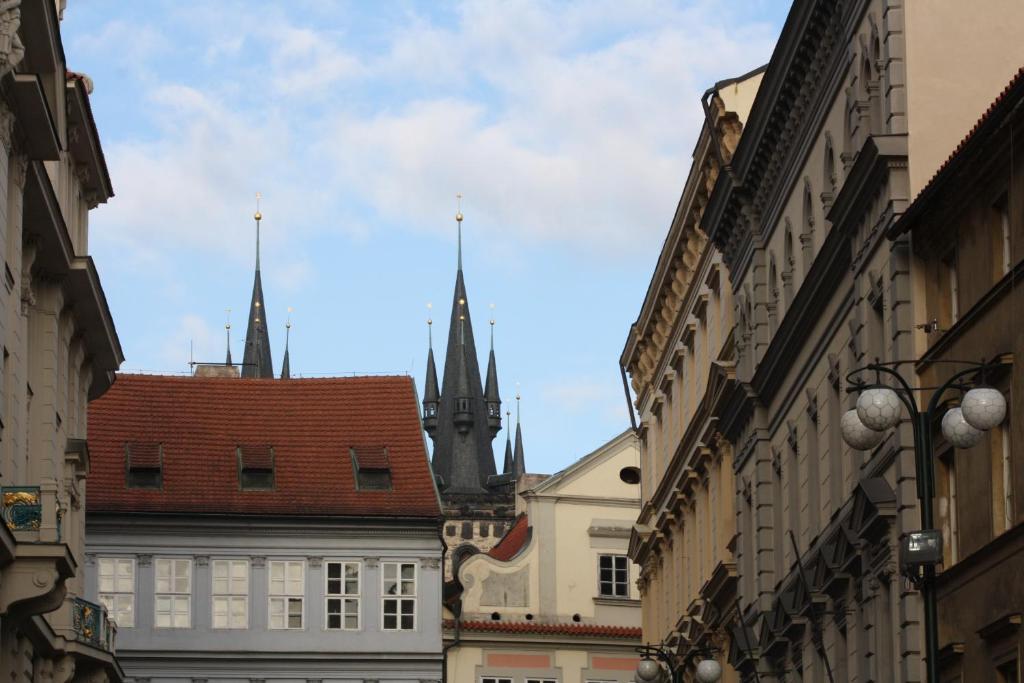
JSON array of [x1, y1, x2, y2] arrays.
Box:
[[97, 557, 135, 628], [480, 678, 514, 683], [268, 559, 306, 630], [381, 561, 417, 631], [154, 557, 192, 629], [211, 558, 250, 630], [324, 560, 361, 631], [597, 553, 630, 598]]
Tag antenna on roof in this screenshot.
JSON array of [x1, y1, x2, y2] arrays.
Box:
[[189, 338, 195, 374]]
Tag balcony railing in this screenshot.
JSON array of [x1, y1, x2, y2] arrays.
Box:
[[1, 484, 61, 542], [2, 486, 42, 531], [72, 597, 116, 653]]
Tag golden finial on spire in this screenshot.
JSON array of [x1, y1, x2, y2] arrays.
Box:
[[254, 191, 262, 222], [426, 302, 433, 326], [286, 306, 293, 329], [225, 307, 231, 330], [456, 193, 463, 223]]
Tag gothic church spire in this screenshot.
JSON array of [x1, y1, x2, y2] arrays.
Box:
[[242, 195, 273, 378]]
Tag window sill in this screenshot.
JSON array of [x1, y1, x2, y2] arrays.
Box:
[[593, 596, 640, 607]]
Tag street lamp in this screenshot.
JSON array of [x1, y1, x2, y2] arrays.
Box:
[[840, 359, 1007, 683], [634, 643, 722, 683]]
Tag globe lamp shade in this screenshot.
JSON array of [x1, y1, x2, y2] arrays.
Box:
[[696, 658, 723, 683], [960, 387, 1006, 431], [941, 408, 983, 449], [635, 658, 664, 683], [841, 409, 886, 450], [856, 387, 902, 431]]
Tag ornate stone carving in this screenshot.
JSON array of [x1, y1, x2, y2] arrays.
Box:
[[250, 556, 266, 568], [420, 557, 440, 570], [365, 556, 379, 568], [307, 556, 323, 568], [136, 554, 152, 567], [194, 555, 209, 567], [0, 2, 24, 79]]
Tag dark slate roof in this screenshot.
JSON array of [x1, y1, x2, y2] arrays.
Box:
[[502, 432, 513, 475], [428, 268, 498, 493], [87, 374, 441, 518], [512, 419, 525, 478], [241, 266, 273, 379]]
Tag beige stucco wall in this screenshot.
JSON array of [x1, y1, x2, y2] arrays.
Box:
[[904, 0, 1024, 195]]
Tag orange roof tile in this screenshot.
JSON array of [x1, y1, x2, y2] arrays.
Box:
[[445, 619, 641, 639], [87, 374, 441, 518]]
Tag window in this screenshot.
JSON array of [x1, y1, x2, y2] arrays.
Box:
[[382, 562, 416, 630], [212, 559, 249, 629], [938, 451, 959, 565], [996, 657, 1018, 683], [154, 558, 191, 628], [269, 560, 304, 629], [325, 561, 360, 630], [996, 195, 1012, 276], [97, 558, 135, 627], [947, 257, 960, 323], [598, 554, 629, 597], [238, 445, 274, 490], [993, 421, 1014, 535], [125, 442, 162, 489], [527, 679, 558, 683], [481, 678, 513, 683], [350, 447, 392, 491]]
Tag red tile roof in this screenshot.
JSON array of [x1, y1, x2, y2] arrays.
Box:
[[891, 65, 1024, 235], [487, 513, 529, 561], [445, 619, 641, 639], [87, 374, 441, 518]]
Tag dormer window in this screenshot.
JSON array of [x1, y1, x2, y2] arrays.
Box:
[[350, 447, 392, 491], [237, 445, 274, 490], [126, 442, 162, 489]]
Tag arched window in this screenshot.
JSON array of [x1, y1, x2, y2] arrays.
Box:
[[823, 133, 837, 200], [768, 254, 780, 333], [801, 180, 815, 274], [783, 220, 796, 307]]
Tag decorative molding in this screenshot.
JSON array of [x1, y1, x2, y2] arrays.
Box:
[[194, 555, 209, 567], [136, 554, 152, 567], [419, 557, 440, 570], [307, 556, 323, 568], [365, 556, 379, 569], [250, 556, 266, 569]]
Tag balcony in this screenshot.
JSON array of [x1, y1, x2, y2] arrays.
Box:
[[72, 597, 117, 654], [2, 484, 61, 542]]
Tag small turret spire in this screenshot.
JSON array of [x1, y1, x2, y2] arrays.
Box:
[[502, 410, 514, 474], [484, 303, 501, 437], [225, 308, 233, 366], [281, 307, 292, 379], [513, 388, 525, 478], [422, 303, 440, 435]]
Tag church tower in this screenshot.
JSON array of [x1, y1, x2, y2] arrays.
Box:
[[424, 201, 524, 579]]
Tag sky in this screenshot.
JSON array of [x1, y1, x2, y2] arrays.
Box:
[[62, 0, 789, 474]]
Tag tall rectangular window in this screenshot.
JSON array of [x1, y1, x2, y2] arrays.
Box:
[[212, 559, 249, 629], [154, 558, 191, 628], [382, 562, 416, 630], [325, 561, 360, 630], [598, 554, 629, 597], [97, 558, 135, 627], [947, 258, 960, 323], [938, 452, 959, 565], [269, 560, 305, 629], [993, 422, 1014, 535], [481, 678, 513, 683]]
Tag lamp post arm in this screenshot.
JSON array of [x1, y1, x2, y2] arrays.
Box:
[[846, 365, 920, 418], [924, 362, 1004, 416]]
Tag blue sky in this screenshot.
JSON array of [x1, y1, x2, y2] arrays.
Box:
[[62, 0, 788, 474]]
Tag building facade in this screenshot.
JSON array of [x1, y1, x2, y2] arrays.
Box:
[[422, 212, 528, 580], [445, 430, 642, 683], [85, 374, 444, 682], [889, 67, 1023, 682], [622, 68, 761, 681], [698, 1, 1024, 681], [0, 1, 124, 681]]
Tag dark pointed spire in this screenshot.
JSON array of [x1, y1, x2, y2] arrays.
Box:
[[502, 411, 513, 474], [513, 391, 525, 478], [242, 194, 273, 378], [423, 305, 440, 433], [484, 307, 502, 437], [427, 203, 498, 493], [280, 311, 292, 379]]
